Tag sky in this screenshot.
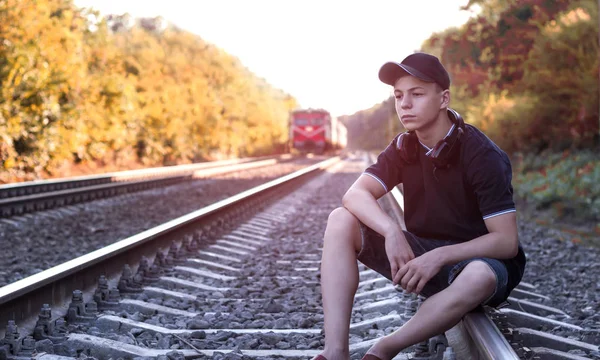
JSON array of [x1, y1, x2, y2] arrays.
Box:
[[74, 1, 478, 117]]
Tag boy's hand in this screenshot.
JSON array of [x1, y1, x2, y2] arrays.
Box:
[[384, 229, 415, 284], [394, 250, 444, 294]]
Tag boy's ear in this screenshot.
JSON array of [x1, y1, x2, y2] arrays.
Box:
[[440, 90, 450, 109]]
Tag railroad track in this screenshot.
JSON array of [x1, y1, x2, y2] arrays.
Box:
[[0, 155, 292, 218], [0, 154, 597, 359]]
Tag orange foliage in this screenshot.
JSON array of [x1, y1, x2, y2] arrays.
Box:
[[0, 1, 298, 182]]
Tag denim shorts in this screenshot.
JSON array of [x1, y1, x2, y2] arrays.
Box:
[[356, 223, 523, 307]]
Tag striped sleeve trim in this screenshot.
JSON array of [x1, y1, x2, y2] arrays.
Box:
[[483, 208, 516, 220], [363, 172, 388, 192]]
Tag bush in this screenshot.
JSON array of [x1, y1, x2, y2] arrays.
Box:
[[513, 150, 600, 221]]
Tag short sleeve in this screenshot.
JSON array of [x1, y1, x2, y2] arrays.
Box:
[[363, 134, 404, 193], [467, 149, 516, 219]]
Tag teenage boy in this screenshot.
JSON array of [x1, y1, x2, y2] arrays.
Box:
[[314, 52, 526, 360]]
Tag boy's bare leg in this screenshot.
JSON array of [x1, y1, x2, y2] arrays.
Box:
[[365, 261, 496, 360], [319, 207, 363, 360]]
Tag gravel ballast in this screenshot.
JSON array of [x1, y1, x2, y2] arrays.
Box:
[[2, 154, 598, 359], [0, 159, 321, 287]]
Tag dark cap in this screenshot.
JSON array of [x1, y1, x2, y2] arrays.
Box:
[[378, 52, 451, 90]]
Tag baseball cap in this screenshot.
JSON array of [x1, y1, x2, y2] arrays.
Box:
[[378, 52, 451, 90]]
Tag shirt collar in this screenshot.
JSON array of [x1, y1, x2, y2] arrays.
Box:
[[419, 124, 455, 155]]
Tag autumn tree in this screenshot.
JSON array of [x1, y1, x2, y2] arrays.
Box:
[[344, 0, 598, 153], [0, 0, 297, 182]]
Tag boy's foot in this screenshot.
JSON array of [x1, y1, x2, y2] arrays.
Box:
[[312, 356, 328, 360]]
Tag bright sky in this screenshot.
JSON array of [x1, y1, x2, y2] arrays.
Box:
[[74, 1, 477, 117]]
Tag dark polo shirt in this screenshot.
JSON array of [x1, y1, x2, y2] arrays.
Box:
[[364, 123, 526, 287]]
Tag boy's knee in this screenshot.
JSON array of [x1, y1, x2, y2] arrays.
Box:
[[325, 207, 361, 250], [463, 261, 496, 289], [327, 207, 357, 226], [452, 261, 496, 300]]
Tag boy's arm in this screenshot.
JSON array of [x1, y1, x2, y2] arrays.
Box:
[[437, 212, 519, 264], [342, 174, 414, 280], [342, 174, 394, 237]]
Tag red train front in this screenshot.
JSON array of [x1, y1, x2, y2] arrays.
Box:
[[290, 108, 347, 154], [289, 109, 329, 154]]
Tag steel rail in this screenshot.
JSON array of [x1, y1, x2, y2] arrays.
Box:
[[0, 158, 283, 218], [463, 307, 520, 360], [0, 174, 190, 217], [0, 156, 340, 335], [0, 154, 291, 199]]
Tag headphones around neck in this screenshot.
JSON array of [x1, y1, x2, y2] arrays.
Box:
[[396, 108, 465, 169]]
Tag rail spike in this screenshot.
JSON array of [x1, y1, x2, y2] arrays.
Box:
[[118, 264, 144, 293], [155, 251, 175, 276], [136, 257, 157, 285], [66, 290, 96, 324], [413, 339, 431, 359], [32, 304, 67, 342], [175, 240, 190, 260], [188, 236, 201, 253], [93, 275, 121, 310], [166, 242, 185, 265], [16, 337, 35, 357], [0, 320, 21, 358], [182, 234, 197, 253], [191, 231, 202, 248], [140, 258, 163, 284]]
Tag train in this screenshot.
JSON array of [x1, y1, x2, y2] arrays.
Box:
[[289, 108, 347, 154]]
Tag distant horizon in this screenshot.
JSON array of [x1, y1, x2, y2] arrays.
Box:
[[74, 1, 478, 117]]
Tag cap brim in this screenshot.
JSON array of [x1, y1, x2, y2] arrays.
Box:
[[378, 62, 435, 86]]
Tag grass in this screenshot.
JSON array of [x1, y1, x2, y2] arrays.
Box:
[[512, 149, 600, 246]]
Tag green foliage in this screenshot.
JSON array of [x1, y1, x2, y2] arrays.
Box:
[[338, 97, 399, 151], [521, 1, 599, 150], [513, 150, 600, 221], [0, 1, 297, 182]]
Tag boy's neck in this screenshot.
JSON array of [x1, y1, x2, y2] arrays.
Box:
[[415, 110, 453, 149]]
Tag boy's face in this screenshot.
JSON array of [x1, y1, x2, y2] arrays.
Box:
[[393, 75, 446, 132]]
